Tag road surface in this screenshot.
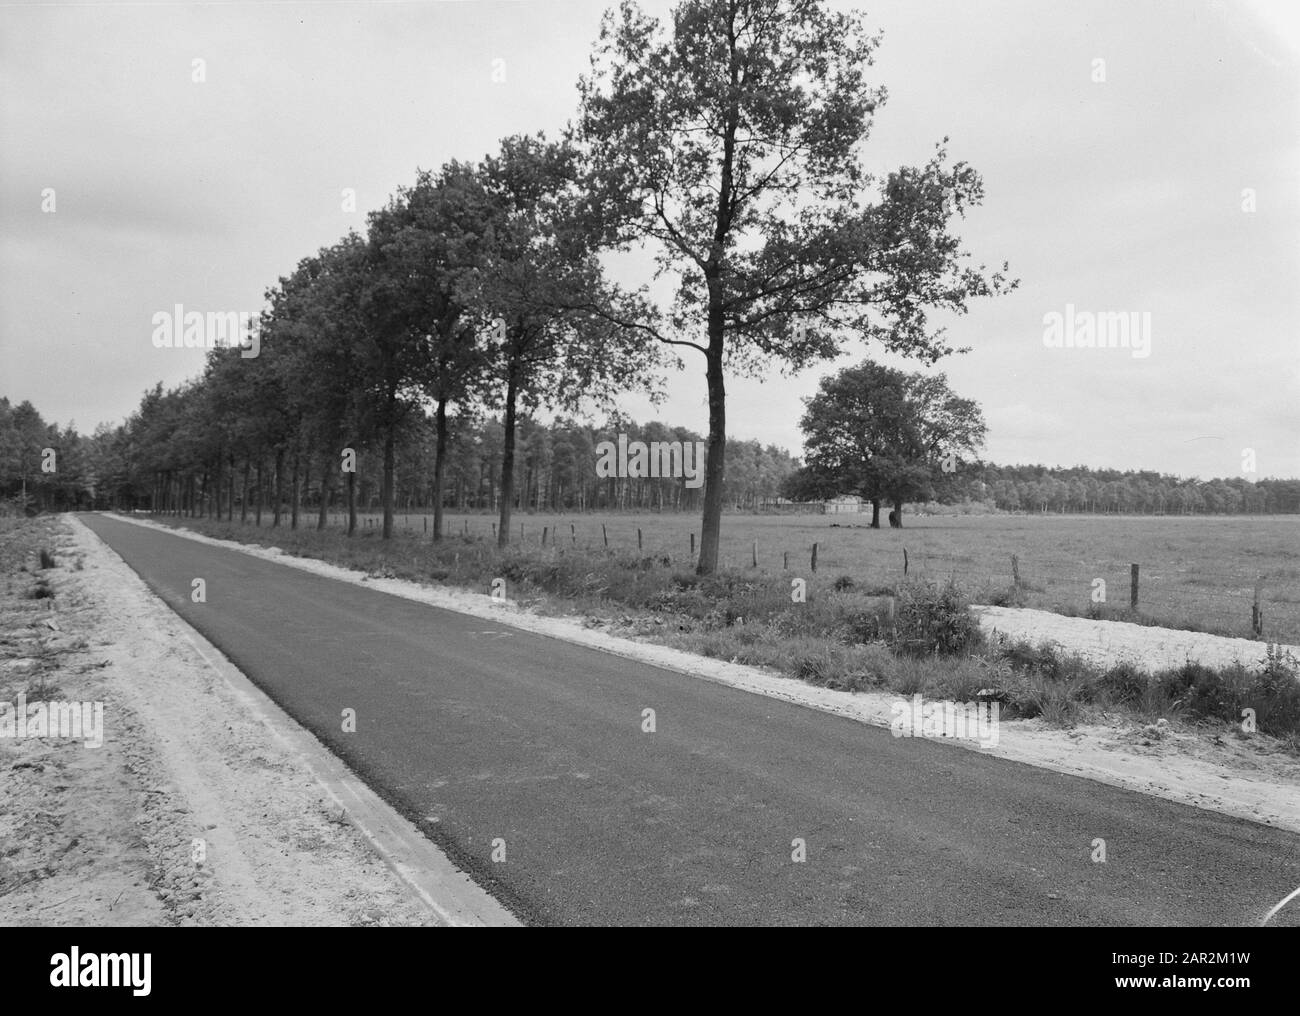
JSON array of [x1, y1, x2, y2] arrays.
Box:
[[80, 513, 1300, 926]]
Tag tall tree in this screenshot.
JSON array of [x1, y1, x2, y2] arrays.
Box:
[[466, 133, 662, 548], [797, 360, 986, 526], [576, 0, 1015, 571], [323, 229, 430, 539], [370, 163, 493, 541]]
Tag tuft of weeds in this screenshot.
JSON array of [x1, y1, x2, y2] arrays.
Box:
[[1098, 661, 1147, 705], [888, 578, 983, 657]]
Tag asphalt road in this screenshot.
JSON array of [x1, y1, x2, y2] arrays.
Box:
[[81, 513, 1300, 926]]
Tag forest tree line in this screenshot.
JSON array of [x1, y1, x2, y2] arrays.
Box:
[[4, 395, 1297, 518], [0, 396, 797, 517]]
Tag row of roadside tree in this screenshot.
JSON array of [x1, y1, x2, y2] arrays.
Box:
[[5, 1, 1022, 571]]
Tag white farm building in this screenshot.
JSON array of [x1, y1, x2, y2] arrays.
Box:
[[822, 495, 864, 514]]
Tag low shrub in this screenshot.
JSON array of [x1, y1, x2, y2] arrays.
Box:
[[888, 578, 983, 657], [1099, 661, 1148, 705]]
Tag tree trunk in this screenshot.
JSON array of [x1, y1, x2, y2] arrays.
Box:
[[497, 367, 520, 549], [241, 460, 250, 523], [290, 446, 301, 530], [347, 467, 357, 536], [255, 461, 264, 527], [273, 447, 285, 527], [870, 498, 881, 528], [696, 310, 726, 575], [432, 399, 449, 542], [317, 453, 332, 531], [382, 424, 396, 540]]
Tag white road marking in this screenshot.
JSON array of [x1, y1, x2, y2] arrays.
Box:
[[1262, 884, 1300, 926]]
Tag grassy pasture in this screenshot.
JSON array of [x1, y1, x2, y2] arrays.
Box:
[[326, 510, 1300, 645]]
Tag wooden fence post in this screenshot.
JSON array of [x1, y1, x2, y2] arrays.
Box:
[[690, 532, 695, 555], [637, 528, 643, 551], [1130, 563, 1139, 609], [542, 526, 548, 547], [603, 523, 608, 548], [903, 548, 909, 576], [571, 523, 576, 546], [783, 550, 789, 571], [752, 540, 758, 568], [811, 542, 818, 573], [1011, 554, 1020, 588], [1253, 575, 1266, 636]]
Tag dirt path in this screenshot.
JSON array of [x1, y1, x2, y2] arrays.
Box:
[[972, 605, 1299, 673]]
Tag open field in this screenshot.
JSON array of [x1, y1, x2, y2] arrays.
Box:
[[292, 510, 1300, 645]]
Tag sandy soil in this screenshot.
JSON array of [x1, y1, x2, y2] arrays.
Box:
[[107, 513, 1300, 837], [0, 517, 439, 927], [972, 604, 1299, 672]]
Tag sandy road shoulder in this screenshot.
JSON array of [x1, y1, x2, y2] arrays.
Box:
[[2, 515, 509, 927]]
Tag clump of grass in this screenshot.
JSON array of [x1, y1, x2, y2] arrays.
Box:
[[1146, 647, 1300, 738], [888, 578, 983, 657], [1098, 661, 1147, 705], [25, 578, 54, 599]]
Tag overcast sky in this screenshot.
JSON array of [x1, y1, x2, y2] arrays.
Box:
[[1, 0, 1297, 479]]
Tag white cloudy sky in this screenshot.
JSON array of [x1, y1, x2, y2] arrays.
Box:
[[1, 0, 1297, 479]]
